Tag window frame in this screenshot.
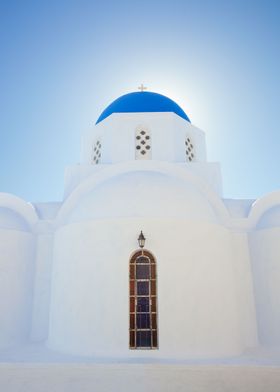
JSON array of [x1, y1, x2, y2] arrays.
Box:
[[129, 249, 158, 350], [92, 139, 102, 164], [185, 135, 195, 162], [135, 127, 152, 160]]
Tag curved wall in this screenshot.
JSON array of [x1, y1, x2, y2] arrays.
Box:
[[256, 206, 280, 229], [0, 228, 35, 348], [48, 218, 251, 358], [0, 207, 30, 230], [66, 171, 218, 224], [249, 227, 280, 345]]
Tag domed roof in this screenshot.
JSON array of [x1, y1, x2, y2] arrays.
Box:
[[96, 91, 190, 124]]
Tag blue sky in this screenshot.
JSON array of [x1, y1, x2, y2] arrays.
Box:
[[0, 0, 279, 202]]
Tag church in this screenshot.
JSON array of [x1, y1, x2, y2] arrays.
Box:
[[1, 88, 280, 361]]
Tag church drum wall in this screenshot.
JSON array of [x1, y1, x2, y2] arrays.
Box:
[[0, 229, 35, 349], [48, 218, 250, 358]]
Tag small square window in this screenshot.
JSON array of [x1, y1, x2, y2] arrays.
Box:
[[137, 297, 150, 312], [136, 331, 151, 347], [137, 281, 149, 295], [136, 314, 150, 329], [136, 264, 150, 279]]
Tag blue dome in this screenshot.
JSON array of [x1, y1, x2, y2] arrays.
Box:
[[96, 91, 190, 124]]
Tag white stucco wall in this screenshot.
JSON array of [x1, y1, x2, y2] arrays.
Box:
[[230, 232, 257, 348], [82, 113, 206, 165], [65, 171, 218, 224], [256, 206, 280, 229], [0, 229, 35, 349], [30, 233, 54, 342], [0, 207, 30, 230], [48, 217, 250, 358], [249, 227, 280, 346], [64, 161, 222, 199], [59, 162, 228, 228]]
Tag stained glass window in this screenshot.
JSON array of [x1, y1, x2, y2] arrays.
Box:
[[129, 250, 158, 349]]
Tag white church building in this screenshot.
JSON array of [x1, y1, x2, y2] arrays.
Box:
[[1, 90, 280, 362]]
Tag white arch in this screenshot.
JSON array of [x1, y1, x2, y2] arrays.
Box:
[[248, 190, 280, 228], [0, 193, 38, 230], [56, 161, 231, 226]]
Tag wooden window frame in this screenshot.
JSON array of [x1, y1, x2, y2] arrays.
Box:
[[129, 250, 158, 349]]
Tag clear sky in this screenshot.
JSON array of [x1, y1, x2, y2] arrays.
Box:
[[0, 0, 279, 202]]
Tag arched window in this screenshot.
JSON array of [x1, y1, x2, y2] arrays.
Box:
[[135, 127, 151, 159], [129, 250, 158, 349], [92, 139, 101, 164], [185, 136, 195, 162]]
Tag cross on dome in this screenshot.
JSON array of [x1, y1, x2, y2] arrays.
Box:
[[138, 83, 147, 92]]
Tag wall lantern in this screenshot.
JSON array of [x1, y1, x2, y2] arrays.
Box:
[[138, 231, 146, 249]]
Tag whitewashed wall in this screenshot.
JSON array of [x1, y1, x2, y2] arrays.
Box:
[[82, 113, 206, 165], [249, 227, 280, 345], [30, 233, 54, 342], [0, 197, 37, 350], [0, 229, 35, 349], [230, 232, 257, 348], [48, 218, 250, 358], [64, 171, 218, 224], [48, 166, 256, 358]]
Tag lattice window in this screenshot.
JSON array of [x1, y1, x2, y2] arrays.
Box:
[[185, 136, 195, 162], [135, 128, 151, 159], [129, 250, 158, 349], [92, 140, 101, 164]]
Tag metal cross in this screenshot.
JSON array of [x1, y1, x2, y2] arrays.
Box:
[[138, 83, 147, 92]]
